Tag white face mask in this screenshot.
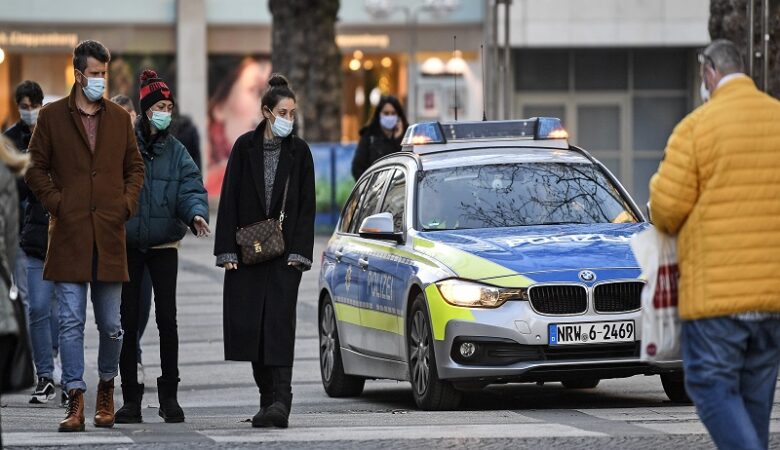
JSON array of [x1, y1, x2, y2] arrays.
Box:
[[699, 81, 710, 103], [19, 108, 40, 126]]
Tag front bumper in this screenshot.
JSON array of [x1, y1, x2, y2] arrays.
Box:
[[432, 300, 682, 382]]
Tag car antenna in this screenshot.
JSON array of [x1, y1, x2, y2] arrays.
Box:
[[480, 44, 487, 121], [453, 35, 458, 121]]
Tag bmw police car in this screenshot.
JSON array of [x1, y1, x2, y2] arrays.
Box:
[[318, 118, 685, 410]]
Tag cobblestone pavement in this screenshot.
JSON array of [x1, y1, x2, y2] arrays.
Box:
[[2, 235, 778, 449]]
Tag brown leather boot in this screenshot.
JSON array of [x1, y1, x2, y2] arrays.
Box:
[[94, 379, 116, 428], [58, 389, 85, 432]]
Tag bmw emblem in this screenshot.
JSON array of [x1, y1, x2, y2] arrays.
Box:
[[578, 270, 597, 282]]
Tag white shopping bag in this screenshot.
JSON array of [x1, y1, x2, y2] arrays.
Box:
[[629, 226, 681, 362]]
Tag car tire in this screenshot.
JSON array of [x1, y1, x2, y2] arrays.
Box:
[[408, 293, 462, 411], [561, 378, 600, 389], [319, 295, 365, 397], [660, 372, 691, 404]]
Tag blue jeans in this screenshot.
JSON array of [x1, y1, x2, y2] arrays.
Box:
[[26, 256, 59, 379], [56, 260, 124, 393], [682, 317, 780, 450]]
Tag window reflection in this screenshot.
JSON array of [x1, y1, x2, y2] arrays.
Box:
[[418, 163, 637, 230]]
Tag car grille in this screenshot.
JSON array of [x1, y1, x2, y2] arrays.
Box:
[[594, 282, 643, 313], [529, 285, 587, 315]]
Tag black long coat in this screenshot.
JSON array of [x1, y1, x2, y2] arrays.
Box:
[[214, 122, 315, 364]]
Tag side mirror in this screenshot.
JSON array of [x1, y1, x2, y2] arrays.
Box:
[[359, 212, 404, 244]]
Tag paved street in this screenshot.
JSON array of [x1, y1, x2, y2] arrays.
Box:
[[2, 234, 779, 449]]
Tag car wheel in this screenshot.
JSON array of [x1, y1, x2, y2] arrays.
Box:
[[408, 294, 462, 411], [661, 372, 691, 404], [319, 295, 365, 397], [561, 378, 600, 389]]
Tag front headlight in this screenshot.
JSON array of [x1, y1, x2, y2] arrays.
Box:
[[435, 279, 527, 308]]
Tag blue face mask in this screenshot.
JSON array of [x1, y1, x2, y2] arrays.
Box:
[[79, 71, 105, 102], [380, 114, 398, 130], [268, 108, 293, 138], [149, 111, 172, 130]]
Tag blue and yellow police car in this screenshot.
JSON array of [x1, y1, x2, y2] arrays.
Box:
[[318, 118, 685, 410]]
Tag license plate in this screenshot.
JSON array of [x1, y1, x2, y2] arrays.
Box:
[[549, 320, 635, 345]]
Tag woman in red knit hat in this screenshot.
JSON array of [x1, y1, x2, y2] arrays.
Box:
[[115, 69, 210, 424]]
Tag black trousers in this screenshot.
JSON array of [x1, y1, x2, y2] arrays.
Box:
[[120, 248, 179, 385]]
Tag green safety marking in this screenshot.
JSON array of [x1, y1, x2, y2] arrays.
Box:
[[333, 302, 404, 335], [424, 283, 475, 341], [413, 237, 534, 286]]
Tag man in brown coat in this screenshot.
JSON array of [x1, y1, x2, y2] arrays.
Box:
[[25, 40, 144, 432]]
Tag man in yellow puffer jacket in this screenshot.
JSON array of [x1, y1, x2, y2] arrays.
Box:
[[650, 39, 780, 450]]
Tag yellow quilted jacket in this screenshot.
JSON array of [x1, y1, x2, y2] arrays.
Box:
[[649, 76, 780, 320]]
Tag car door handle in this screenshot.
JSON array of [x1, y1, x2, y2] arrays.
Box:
[[358, 257, 369, 269], [334, 250, 344, 261]]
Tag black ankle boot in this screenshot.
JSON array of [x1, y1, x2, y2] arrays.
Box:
[[263, 367, 292, 428], [157, 377, 184, 423], [115, 383, 143, 424], [252, 366, 274, 428]]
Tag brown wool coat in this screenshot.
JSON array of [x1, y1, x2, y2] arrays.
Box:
[[25, 86, 144, 282]]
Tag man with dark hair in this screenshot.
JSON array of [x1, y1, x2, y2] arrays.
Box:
[[25, 39, 144, 432], [6, 80, 44, 152], [650, 38, 780, 449]]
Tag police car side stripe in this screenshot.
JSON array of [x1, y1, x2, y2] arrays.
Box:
[[333, 302, 404, 335]]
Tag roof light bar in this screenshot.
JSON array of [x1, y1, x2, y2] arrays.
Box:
[[401, 117, 568, 146]]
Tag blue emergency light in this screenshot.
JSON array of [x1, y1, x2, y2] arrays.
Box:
[[401, 117, 568, 146]]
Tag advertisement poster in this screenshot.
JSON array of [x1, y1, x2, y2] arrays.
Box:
[[205, 55, 272, 195]]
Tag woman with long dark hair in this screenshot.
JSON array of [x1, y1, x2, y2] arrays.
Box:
[[114, 70, 210, 424], [351, 95, 409, 180], [214, 73, 315, 429]]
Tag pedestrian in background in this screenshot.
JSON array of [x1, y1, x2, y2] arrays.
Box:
[[351, 95, 408, 180], [214, 74, 315, 429], [25, 40, 145, 432], [0, 135, 29, 447], [171, 114, 202, 172], [9, 81, 68, 406], [111, 93, 153, 385], [111, 94, 137, 124], [649, 39, 780, 450], [4, 81, 44, 335], [115, 70, 210, 425]]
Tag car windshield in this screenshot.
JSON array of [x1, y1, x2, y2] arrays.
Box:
[[417, 162, 638, 231]]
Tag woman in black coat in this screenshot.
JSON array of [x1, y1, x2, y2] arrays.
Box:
[[351, 95, 409, 180], [214, 74, 315, 429]]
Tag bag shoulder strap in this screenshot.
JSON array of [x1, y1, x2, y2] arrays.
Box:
[[279, 177, 290, 224]]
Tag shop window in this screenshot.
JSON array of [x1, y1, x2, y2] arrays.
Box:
[[514, 50, 569, 91], [577, 105, 620, 150], [574, 50, 628, 90], [633, 157, 664, 209], [633, 49, 688, 90], [632, 97, 687, 150]]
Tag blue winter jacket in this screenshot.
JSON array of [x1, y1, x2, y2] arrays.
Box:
[[126, 125, 209, 250]]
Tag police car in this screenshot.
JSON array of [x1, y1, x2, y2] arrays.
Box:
[[318, 118, 685, 410]]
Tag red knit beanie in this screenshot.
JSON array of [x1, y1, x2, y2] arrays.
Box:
[[139, 69, 174, 113]]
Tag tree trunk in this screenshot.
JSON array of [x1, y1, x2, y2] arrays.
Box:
[[269, 0, 342, 142], [709, 0, 780, 99]]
